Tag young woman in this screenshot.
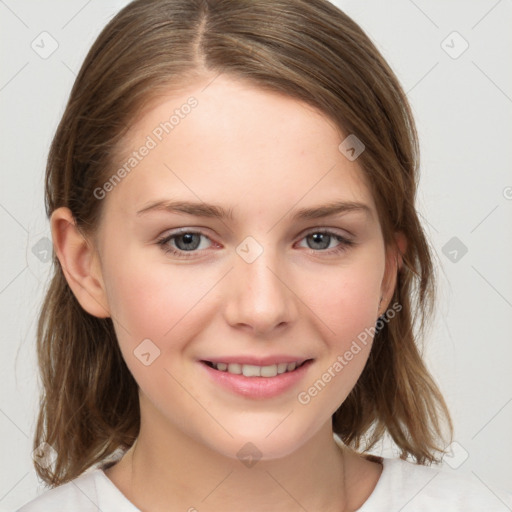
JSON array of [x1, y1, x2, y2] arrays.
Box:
[[18, 0, 512, 510]]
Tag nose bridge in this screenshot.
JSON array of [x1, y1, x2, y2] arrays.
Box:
[[227, 235, 294, 332]]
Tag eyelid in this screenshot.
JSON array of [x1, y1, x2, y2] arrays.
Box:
[[156, 228, 216, 247], [156, 225, 353, 245], [300, 226, 353, 239], [296, 228, 355, 252]]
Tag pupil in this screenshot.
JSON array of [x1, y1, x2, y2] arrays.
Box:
[[177, 233, 199, 250], [311, 233, 329, 249]]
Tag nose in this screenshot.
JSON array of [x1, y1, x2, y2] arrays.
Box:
[[224, 242, 297, 336]]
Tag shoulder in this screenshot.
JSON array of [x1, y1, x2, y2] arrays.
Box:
[[15, 450, 140, 512], [16, 470, 100, 511], [362, 456, 512, 511], [16, 465, 140, 512]]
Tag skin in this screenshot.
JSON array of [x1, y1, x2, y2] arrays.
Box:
[[51, 74, 404, 511]]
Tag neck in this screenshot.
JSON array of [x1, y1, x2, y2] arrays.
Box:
[[104, 393, 383, 512], [113, 425, 352, 512]]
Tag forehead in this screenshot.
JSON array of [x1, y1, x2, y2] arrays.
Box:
[[106, 75, 376, 221]]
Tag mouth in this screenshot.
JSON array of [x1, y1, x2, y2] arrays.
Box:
[[201, 359, 312, 377]]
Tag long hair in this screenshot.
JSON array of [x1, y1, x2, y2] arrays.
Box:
[[35, 0, 452, 486]]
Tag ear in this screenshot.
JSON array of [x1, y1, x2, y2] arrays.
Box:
[[50, 207, 110, 318], [379, 231, 407, 315]]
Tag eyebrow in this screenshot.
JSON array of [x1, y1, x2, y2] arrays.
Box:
[[136, 199, 372, 221]]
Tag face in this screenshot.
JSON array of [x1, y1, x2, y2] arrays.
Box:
[[89, 75, 397, 461]]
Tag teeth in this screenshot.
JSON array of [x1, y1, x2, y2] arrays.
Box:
[[227, 363, 242, 374], [210, 361, 304, 377], [261, 365, 278, 377], [277, 363, 288, 374], [242, 364, 261, 377]]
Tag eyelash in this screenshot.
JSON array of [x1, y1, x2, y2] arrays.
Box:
[[155, 229, 355, 259]]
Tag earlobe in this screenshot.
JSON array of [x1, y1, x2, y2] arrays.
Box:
[[50, 207, 110, 318]]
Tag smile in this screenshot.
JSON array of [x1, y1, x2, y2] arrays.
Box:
[[200, 356, 314, 399], [202, 360, 310, 377]]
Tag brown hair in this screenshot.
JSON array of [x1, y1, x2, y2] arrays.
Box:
[[35, 0, 453, 487]]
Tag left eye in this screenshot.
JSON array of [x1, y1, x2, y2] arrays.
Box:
[[297, 231, 351, 252]]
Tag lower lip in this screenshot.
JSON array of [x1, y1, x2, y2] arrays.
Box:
[[200, 360, 313, 399]]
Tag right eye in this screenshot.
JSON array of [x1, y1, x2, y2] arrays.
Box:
[[156, 230, 215, 259]]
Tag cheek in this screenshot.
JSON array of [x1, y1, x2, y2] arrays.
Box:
[[333, 277, 381, 347], [308, 253, 384, 344], [297, 254, 384, 403], [102, 257, 210, 400], [103, 247, 205, 338]]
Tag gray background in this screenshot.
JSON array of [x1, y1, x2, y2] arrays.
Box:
[[1, 0, 511, 509]]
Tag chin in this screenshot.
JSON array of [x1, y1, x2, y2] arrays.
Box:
[[198, 417, 318, 463]]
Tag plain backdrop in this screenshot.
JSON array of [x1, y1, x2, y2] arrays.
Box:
[[1, 0, 511, 509]]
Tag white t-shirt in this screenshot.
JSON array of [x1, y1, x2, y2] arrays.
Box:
[[16, 456, 512, 511]]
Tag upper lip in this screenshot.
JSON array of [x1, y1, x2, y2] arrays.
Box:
[[200, 355, 312, 366]]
